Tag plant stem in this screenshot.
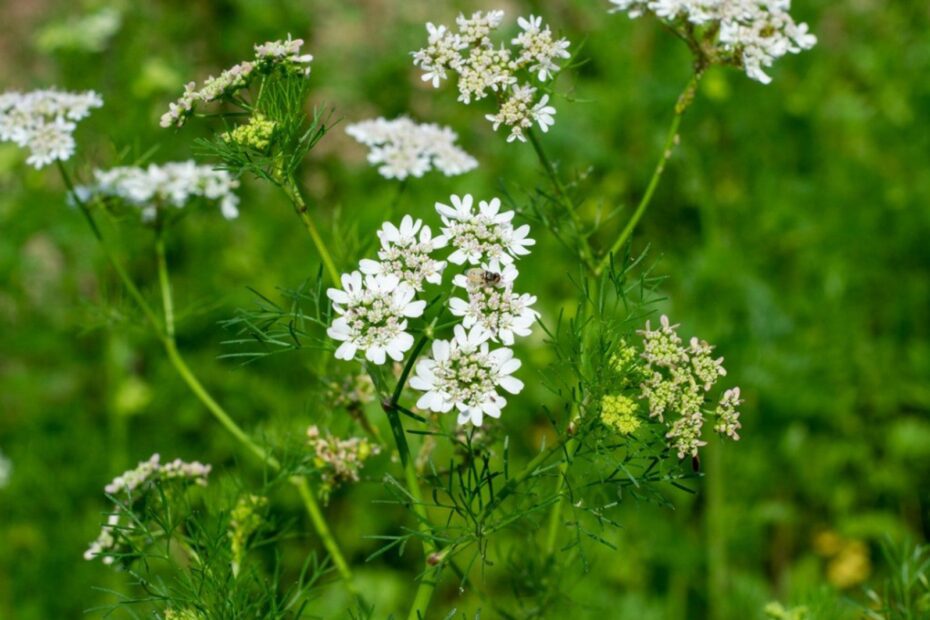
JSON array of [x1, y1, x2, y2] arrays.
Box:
[[58, 162, 164, 335], [282, 178, 341, 284], [596, 72, 703, 275], [526, 128, 597, 274], [154, 230, 356, 591], [377, 332, 444, 620]]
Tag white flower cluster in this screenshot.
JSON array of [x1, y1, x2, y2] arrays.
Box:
[[413, 11, 570, 142], [345, 116, 478, 180], [86, 454, 211, 564], [103, 453, 211, 496], [0, 89, 102, 169], [161, 35, 313, 128], [638, 315, 741, 458], [0, 449, 10, 488], [79, 161, 240, 221], [327, 194, 537, 426], [608, 0, 816, 84]]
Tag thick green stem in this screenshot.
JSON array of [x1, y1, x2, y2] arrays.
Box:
[[527, 129, 597, 274], [596, 72, 703, 275], [282, 178, 341, 284]]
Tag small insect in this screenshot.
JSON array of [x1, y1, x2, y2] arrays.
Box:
[[465, 268, 503, 288]]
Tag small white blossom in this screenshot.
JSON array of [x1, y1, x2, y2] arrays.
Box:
[[345, 116, 477, 180], [450, 261, 539, 345], [84, 513, 120, 564], [327, 271, 426, 365], [0, 89, 102, 169], [80, 161, 240, 222], [410, 324, 524, 426], [103, 453, 211, 496], [360, 215, 447, 291], [436, 194, 535, 265], [413, 10, 570, 142], [608, 0, 816, 84]]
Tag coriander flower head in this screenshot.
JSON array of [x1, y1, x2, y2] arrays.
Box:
[[359, 215, 448, 291], [0, 89, 102, 169], [345, 116, 478, 180], [608, 0, 816, 84], [637, 315, 743, 459], [410, 324, 524, 426], [450, 260, 539, 345], [161, 35, 312, 128], [327, 271, 426, 364], [412, 10, 571, 142], [436, 194, 535, 266], [80, 161, 240, 222], [103, 453, 211, 496]]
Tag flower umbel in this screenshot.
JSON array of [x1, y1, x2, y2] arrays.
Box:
[[412, 10, 571, 142], [450, 261, 539, 345], [608, 0, 817, 84], [410, 325, 524, 426], [637, 315, 743, 458], [80, 161, 241, 222], [436, 194, 535, 265], [307, 425, 381, 501], [327, 271, 426, 364], [359, 215, 448, 291], [0, 89, 102, 169], [346, 116, 478, 179]]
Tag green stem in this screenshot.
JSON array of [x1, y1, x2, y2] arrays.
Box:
[[58, 162, 164, 335], [154, 232, 356, 591], [282, 178, 341, 284], [543, 440, 572, 556], [526, 129, 597, 274], [596, 72, 703, 275], [378, 332, 443, 620]]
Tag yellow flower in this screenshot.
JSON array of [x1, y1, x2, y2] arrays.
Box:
[[223, 113, 276, 151], [600, 394, 641, 435]]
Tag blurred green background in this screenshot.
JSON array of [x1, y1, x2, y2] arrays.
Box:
[[1, 0, 929, 618]]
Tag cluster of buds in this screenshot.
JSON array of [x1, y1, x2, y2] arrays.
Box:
[[307, 425, 380, 500]]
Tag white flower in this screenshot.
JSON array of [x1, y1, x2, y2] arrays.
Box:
[[608, 0, 816, 84], [410, 324, 524, 426], [327, 271, 426, 365], [513, 15, 572, 81], [84, 513, 120, 564], [450, 261, 539, 345], [412, 11, 568, 141], [0, 89, 102, 169], [80, 161, 240, 222], [359, 215, 448, 290], [345, 116, 477, 180], [436, 194, 535, 265], [485, 84, 555, 142], [104, 453, 211, 496]]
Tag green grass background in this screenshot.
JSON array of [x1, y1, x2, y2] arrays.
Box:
[[0, 0, 928, 618]]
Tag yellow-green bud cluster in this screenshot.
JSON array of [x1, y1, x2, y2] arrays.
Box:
[[610, 339, 637, 373], [600, 393, 641, 435], [165, 609, 203, 620], [223, 113, 276, 151], [228, 493, 267, 577]]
